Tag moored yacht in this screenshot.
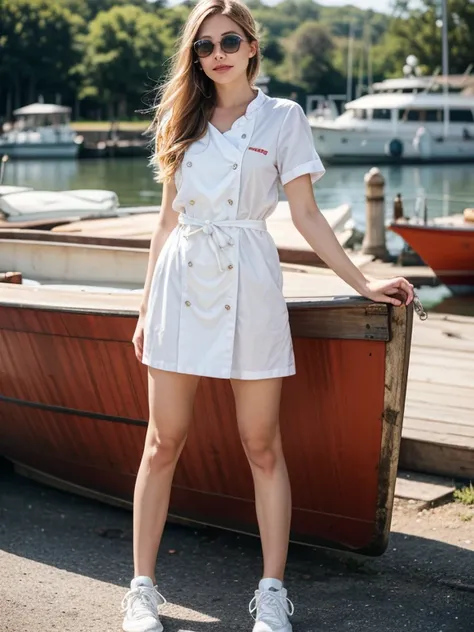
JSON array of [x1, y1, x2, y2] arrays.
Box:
[[0, 103, 81, 159], [309, 75, 474, 163]]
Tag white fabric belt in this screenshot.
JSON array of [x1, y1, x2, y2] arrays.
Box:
[[178, 214, 267, 272]]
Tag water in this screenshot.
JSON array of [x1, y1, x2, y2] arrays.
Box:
[[4, 157, 474, 314]]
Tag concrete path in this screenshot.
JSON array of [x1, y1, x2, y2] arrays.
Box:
[[0, 460, 472, 632]]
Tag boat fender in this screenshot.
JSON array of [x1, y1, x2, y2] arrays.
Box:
[[464, 208, 474, 223], [385, 139, 403, 158], [413, 126, 433, 158]]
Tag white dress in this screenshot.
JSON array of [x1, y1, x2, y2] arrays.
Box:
[[143, 88, 325, 380]]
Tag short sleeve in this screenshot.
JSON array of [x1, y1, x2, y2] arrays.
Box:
[[277, 102, 325, 186]]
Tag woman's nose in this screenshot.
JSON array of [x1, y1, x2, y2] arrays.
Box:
[[214, 43, 225, 59]]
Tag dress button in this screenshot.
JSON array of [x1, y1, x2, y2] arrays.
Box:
[[225, 304, 231, 310], [227, 199, 233, 205], [189, 200, 195, 205], [232, 163, 238, 170], [186, 161, 192, 167], [241, 134, 247, 139], [188, 261, 193, 267], [227, 264, 233, 270], [185, 300, 191, 307]]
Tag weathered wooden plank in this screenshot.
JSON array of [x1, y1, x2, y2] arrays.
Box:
[[400, 428, 474, 479], [395, 472, 456, 505], [410, 345, 474, 367], [406, 381, 474, 409], [412, 315, 474, 351], [404, 413, 474, 437], [0, 284, 390, 342], [406, 398, 474, 424], [290, 303, 390, 341], [371, 302, 413, 555], [402, 423, 474, 449], [408, 363, 472, 388], [406, 392, 474, 416]]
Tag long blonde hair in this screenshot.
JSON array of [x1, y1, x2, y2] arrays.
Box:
[[151, 0, 261, 182]]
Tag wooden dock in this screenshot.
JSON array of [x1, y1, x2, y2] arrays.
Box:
[[282, 265, 474, 480], [401, 312, 474, 480]]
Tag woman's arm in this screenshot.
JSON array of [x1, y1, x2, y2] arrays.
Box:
[[284, 174, 414, 306], [139, 178, 178, 317]]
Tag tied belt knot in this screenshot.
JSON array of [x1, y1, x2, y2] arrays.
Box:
[[178, 214, 267, 272]]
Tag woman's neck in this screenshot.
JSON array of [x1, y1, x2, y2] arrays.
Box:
[[214, 80, 256, 111]]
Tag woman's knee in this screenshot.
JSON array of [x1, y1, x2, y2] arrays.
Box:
[[241, 433, 282, 472], [143, 431, 186, 472]]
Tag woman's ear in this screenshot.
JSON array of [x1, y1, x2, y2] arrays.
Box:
[[249, 41, 258, 59]]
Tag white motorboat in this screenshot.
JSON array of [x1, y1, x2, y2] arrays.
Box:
[[0, 103, 81, 159], [0, 186, 119, 222], [309, 74, 474, 164]]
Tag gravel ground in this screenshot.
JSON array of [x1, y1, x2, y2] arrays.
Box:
[[0, 459, 473, 632]]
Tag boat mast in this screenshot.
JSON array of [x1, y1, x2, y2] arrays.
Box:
[[346, 20, 355, 102], [441, 0, 449, 137]]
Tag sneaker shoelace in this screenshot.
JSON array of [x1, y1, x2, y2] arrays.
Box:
[[249, 590, 295, 627], [121, 586, 167, 621]]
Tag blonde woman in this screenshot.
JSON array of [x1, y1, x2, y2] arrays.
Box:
[[122, 1, 414, 630]]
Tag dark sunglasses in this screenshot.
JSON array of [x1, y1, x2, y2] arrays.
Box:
[[193, 34, 247, 58]]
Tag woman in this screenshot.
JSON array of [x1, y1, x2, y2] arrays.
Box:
[[122, 1, 414, 631]]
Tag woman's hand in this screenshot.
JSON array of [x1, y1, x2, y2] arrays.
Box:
[[132, 315, 146, 362], [360, 277, 414, 306]]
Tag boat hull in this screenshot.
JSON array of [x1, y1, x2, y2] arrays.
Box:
[[390, 222, 474, 293], [0, 287, 412, 556], [311, 125, 474, 164], [0, 142, 79, 159]]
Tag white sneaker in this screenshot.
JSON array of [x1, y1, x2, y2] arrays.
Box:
[[122, 576, 166, 632], [249, 578, 294, 632]]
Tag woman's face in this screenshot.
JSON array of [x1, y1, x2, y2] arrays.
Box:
[[194, 14, 257, 85]]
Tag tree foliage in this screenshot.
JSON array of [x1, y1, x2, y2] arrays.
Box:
[[78, 4, 172, 116], [280, 21, 337, 92], [0, 0, 473, 121], [0, 0, 84, 109], [377, 0, 474, 75]]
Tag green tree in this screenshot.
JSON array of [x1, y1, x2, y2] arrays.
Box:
[[280, 21, 340, 93], [156, 3, 192, 40], [85, 0, 164, 18], [0, 0, 83, 115], [78, 5, 172, 119], [276, 0, 320, 23], [379, 0, 474, 75]]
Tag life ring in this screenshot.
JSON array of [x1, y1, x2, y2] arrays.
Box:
[[385, 138, 404, 158]]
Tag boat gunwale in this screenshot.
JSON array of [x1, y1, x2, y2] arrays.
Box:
[[0, 288, 378, 318], [390, 222, 474, 235]]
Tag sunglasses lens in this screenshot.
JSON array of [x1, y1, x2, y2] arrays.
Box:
[[221, 34, 241, 53], [194, 40, 213, 58]]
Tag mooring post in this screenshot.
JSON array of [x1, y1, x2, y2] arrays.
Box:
[[362, 167, 389, 260], [393, 192, 404, 221]]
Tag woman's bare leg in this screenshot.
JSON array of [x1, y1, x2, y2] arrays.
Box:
[[133, 368, 200, 581], [231, 377, 291, 581]]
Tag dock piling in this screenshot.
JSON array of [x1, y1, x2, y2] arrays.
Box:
[[362, 167, 390, 261]]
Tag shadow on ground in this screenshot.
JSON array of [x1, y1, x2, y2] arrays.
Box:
[[0, 458, 472, 632]]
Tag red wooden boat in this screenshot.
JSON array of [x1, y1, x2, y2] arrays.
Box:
[[390, 212, 474, 294], [0, 236, 413, 556]]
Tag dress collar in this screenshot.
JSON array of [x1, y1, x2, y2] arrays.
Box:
[[245, 87, 267, 119]]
